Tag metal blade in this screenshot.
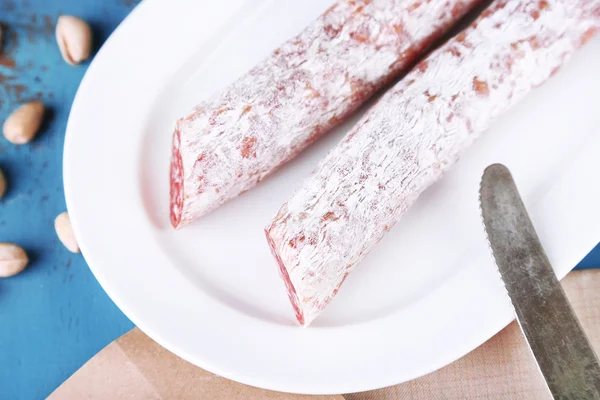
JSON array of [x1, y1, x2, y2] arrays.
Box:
[[479, 163, 600, 400]]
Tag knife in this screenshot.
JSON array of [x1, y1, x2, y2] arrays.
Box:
[[479, 163, 600, 399]]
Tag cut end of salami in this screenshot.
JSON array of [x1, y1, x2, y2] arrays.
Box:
[[170, 127, 184, 229], [265, 227, 305, 326]]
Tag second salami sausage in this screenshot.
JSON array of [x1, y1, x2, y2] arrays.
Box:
[[266, 0, 600, 326]]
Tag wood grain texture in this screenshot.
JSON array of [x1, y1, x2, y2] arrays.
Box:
[[49, 328, 342, 400]]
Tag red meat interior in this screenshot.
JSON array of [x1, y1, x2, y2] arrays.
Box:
[[265, 228, 304, 326], [170, 128, 184, 228]]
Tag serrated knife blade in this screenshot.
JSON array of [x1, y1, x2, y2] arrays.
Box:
[[479, 163, 600, 399]]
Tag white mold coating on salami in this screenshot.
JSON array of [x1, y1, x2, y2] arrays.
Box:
[[266, 0, 600, 326], [170, 0, 482, 228]]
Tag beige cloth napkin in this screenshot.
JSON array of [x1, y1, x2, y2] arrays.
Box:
[[50, 270, 600, 400]]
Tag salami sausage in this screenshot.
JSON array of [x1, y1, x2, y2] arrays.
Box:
[[266, 0, 600, 326], [170, 0, 483, 228]]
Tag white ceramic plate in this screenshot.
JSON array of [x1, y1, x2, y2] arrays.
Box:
[[64, 0, 600, 394]]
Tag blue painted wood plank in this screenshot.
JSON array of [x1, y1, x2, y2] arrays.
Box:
[[0, 1, 138, 399]]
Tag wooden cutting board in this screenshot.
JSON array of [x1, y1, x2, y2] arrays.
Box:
[[48, 327, 341, 400]]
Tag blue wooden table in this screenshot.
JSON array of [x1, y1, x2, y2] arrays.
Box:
[[0, 2, 137, 399], [1, 1, 599, 399]]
